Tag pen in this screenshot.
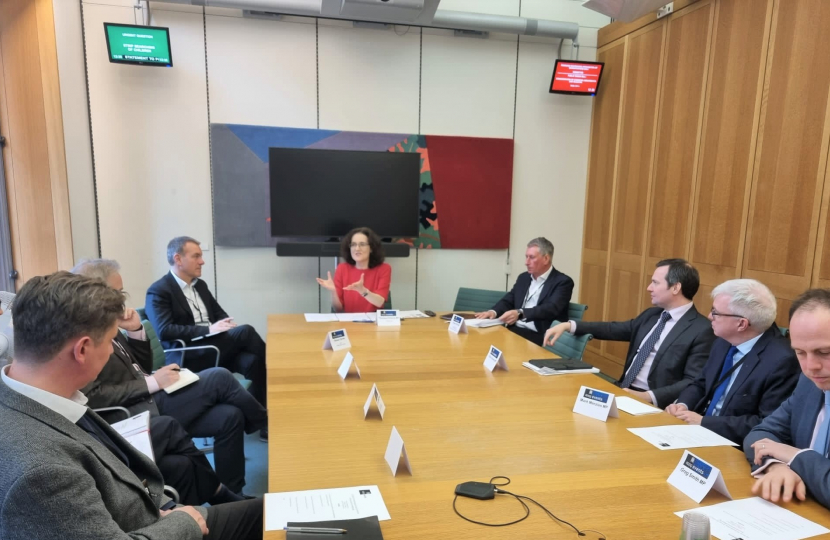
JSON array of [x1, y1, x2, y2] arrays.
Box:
[[283, 527, 347, 534], [170, 367, 181, 372]]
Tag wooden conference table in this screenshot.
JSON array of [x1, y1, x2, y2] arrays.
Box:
[[265, 315, 830, 539]]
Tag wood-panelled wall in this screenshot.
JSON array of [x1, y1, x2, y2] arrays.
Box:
[[583, 0, 830, 377], [0, 0, 74, 287]]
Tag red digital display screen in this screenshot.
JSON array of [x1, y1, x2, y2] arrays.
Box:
[[549, 60, 605, 96]]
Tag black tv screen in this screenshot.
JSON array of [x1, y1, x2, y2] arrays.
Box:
[[269, 148, 420, 238]]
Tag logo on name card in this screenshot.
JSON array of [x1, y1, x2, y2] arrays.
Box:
[[332, 330, 345, 339], [583, 388, 610, 403], [380, 310, 395, 317], [359, 489, 371, 496], [490, 347, 500, 358], [453, 314, 463, 323], [683, 455, 712, 479]]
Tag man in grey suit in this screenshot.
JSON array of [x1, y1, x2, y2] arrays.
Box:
[[0, 272, 261, 539], [744, 288, 830, 509], [545, 259, 715, 408]]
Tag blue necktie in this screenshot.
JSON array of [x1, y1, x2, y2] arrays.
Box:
[[621, 311, 672, 389], [811, 391, 830, 457], [705, 346, 739, 416]]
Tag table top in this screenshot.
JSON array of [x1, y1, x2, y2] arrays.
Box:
[[265, 314, 830, 539]]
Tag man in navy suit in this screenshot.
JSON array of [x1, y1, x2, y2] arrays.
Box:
[[145, 237, 267, 439], [666, 279, 799, 444], [475, 237, 574, 346], [546, 259, 714, 408], [744, 288, 830, 508]]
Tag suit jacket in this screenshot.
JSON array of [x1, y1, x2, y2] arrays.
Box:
[[576, 305, 715, 408], [744, 374, 830, 509], [0, 379, 205, 540], [491, 268, 574, 334], [145, 272, 229, 351], [675, 327, 799, 443], [81, 332, 160, 417]]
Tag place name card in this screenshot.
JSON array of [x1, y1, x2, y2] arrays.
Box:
[[448, 314, 468, 334], [337, 352, 361, 380], [667, 450, 732, 503], [376, 309, 401, 327], [483, 345, 508, 372], [384, 426, 412, 476], [323, 329, 351, 351], [363, 383, 386, 419], [572, 385, 619, 422]]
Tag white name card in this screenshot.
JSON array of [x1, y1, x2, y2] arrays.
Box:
[[667, 450, 732, 503], [572, 385, 619, 422], [448, 314, 468, 334], [376, 309, 401, 327], [483, 345, 508, 372], [323, 329, 351, 351], [384, 426, 412, 476], [363, 383, 386, 419], [337, 352, 361, 380]]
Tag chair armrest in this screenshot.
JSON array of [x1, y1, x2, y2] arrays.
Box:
[[163, 342, 220, 369], [92, 406, 131, 422], [164, 485, 180, 503]]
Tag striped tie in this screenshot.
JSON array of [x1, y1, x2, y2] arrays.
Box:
[[621, 311, 671, 389]]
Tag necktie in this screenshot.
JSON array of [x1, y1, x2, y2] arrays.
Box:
[[811, 391, 830, 458], [621, 311, 672, 389], [704, 346, 739, 416]]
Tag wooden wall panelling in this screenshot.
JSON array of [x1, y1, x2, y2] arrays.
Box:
[[603, 21, 666, 366], [742, 0, 830, 327], [688, 0, 774, 317], [598, 0, 701, 48], [642, 0, 715, 309], [812, 139, 830, 289], [580, 39, 627, 359]]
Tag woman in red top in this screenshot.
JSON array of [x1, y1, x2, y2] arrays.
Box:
[[316, 227, 392, 313]]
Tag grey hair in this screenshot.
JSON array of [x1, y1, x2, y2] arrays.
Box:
[[527, 237, 554, 259], [12, 271, 125, 363], [167, 236, 200, 266], [711, 279, 777, 330], [71, 258, 121, 282]]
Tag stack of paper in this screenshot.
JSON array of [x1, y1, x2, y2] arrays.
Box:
[[264, 485, 391, 531], [615, 396, 662, 415], [111, 411, 154, 460], [304, 314, 338, 322], [628, 425, 738, 450], [398, 310, 429, 319], [465, 319, 505, 328], [336, 313, 376, 322], [522, 362, 599, 376], [163, 368, 200, 394]]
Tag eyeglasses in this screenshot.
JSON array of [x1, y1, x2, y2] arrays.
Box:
[[710, 308, 746, 321], [350, 242, 369, 249]]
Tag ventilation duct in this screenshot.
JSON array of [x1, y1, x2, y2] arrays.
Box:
[[154, 0, 579, 41], [582, 0, 672, 22]]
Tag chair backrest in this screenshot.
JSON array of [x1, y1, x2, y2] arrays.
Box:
[[543, 320, 593, 360], [567, 302, 588, 322], [384, 291, 392, 310], [137, 307, 148, 321], [142, 320, 168, 371], [779, 326, 789, 338], [453, 288, 505, 312]]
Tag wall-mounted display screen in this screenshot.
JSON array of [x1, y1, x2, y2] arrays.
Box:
[[549, 60, 604, 96], [104, 23, 172, 67]]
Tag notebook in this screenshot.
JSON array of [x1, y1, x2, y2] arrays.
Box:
[[529, 358, 595, 371], [286, 516, 384, 540], [163, 368, 200, 394], [439, 313, 477, 321]]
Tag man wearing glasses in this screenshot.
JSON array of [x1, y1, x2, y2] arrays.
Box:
[[665, 279, 799, 443], [145, 237, 268, 440], [545, 259, 714, 408]]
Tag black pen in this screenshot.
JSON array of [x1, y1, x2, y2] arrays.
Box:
[[170, 367, 181, 372]]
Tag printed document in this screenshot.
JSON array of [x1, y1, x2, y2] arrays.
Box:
[[264, 485, 391, 531], [628, 425, 738, 450]]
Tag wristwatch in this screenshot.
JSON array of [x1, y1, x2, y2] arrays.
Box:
[[517, 308, 525, 319], [362, 290, 370, 297]]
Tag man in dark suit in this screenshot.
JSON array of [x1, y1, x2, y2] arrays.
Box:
[[545, 259, 715, 408], [744, 289, 830, 509], [666, 279, 799, 443], [474, 237, 574, 346], [145, 237, 267, 438], [0, 272, 261, 540], [73, 259, 267, 495]]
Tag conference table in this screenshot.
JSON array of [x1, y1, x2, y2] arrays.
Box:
[[265, 314, 830, 539]]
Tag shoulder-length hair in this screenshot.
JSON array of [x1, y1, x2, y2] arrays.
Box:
[[340, 227, 385, 268]]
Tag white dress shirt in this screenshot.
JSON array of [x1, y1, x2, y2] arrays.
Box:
[[2, 364, 88, 423], [490, 266, 553, 332], [170, 269, 209, 326], [570, 301, 695, 403]]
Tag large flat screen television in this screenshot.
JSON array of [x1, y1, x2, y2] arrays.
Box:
[[269, 148, 420, 238], [549, 60, 604, 96], [104, 23, 173, 67]]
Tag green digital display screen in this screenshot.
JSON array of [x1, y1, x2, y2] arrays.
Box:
[[104, 23, 172, 67]]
